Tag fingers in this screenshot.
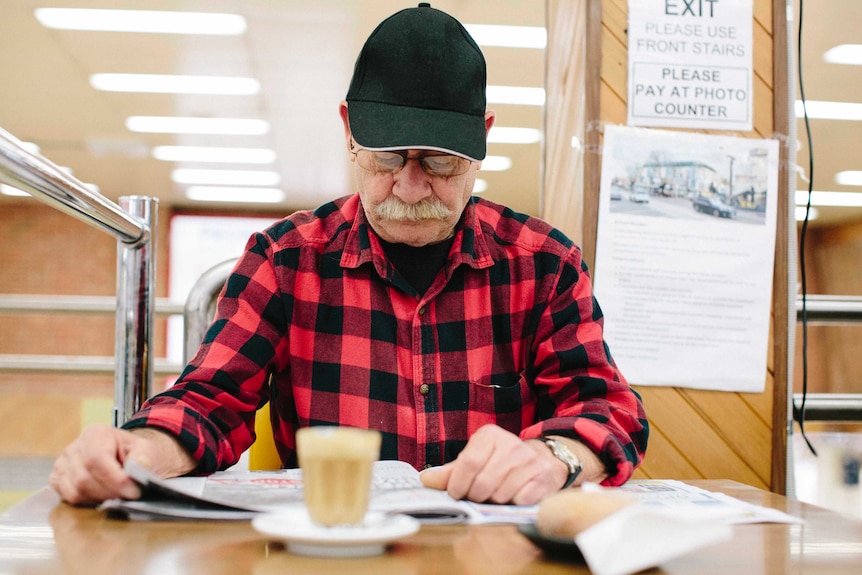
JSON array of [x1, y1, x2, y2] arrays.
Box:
[[419, 463, 453, 491], [50, 425, 142, 506], [434, 425, 564, 505]]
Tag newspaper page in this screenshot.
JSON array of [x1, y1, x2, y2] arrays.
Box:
[[101, 460, 536, 524]]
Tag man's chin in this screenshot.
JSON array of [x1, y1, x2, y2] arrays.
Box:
[[377, 220, 448, 246]]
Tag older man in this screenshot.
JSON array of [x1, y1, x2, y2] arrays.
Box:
[[51, 3, 648, 507]]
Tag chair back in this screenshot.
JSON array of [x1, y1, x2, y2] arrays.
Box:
[[182, 257, 281, 470]]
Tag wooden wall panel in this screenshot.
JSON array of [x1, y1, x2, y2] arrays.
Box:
[[553, 0, 788, 491]]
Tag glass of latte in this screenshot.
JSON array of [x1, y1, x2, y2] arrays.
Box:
[[296, 426, 382, 527]]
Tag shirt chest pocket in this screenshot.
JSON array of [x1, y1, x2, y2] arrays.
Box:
[[467, 373, 532, 415]]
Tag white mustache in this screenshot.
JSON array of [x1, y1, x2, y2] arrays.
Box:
[[374, 197, 453, 221]]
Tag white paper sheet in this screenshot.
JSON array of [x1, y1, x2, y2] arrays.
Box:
[[593, 125, 779, 392]]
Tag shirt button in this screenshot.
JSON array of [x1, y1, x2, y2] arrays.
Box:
[[419, 383, 430, 396], [423, 464, 434, 470], [418, 307, 425, 315]]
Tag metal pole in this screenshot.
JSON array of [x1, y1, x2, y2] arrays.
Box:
[[0, 127, 145, 245], [114, 196, 158, 427]]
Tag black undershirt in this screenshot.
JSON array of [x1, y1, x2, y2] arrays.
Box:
[[379, 237, 454, 295]]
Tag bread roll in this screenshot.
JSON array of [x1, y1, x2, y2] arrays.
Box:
[[536, 490, 636, 539]]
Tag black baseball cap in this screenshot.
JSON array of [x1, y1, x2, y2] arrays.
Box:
[[345, 3, 488, 161]]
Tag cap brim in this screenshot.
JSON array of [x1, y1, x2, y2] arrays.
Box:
[[347, 100, 486, 161]]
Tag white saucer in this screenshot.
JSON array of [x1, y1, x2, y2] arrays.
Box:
[[252, 508, 420, 557]]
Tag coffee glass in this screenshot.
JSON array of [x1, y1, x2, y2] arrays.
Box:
[[296, 426, 382, 527]]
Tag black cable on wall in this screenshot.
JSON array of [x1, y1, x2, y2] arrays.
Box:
[[793, 0, 817, 457]]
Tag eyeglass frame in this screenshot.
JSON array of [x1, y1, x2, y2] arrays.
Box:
[[349, 140, 474, 177]]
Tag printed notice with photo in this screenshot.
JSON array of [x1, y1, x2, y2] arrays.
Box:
[[593, 125, 779, 392]]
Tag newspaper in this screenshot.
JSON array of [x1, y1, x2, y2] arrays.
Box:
[[100, 461, 802, 526], [99, 460, 537, 524]]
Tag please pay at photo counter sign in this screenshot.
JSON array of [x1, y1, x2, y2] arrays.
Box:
[[627, 0, 753, 131]]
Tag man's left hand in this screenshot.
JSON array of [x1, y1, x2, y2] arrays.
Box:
[[419, 424, 568, 505]]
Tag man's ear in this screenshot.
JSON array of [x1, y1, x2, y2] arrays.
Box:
[[484, 110, 496, 135], [339, 101, 354, 153]]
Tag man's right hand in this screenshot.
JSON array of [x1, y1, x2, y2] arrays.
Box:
[[50, 424, 195, 506]]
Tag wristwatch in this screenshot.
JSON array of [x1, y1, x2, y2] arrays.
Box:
[[536, 437, 583, 489]]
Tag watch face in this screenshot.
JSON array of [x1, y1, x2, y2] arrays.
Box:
[[537, 437, 583, 489], [550, 440, 580, 472]]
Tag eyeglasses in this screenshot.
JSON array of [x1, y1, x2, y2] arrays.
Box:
[[350, 143, 472, 177]]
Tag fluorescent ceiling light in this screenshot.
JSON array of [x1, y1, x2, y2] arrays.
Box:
[[835, 171, 862, 186], [464, 24, 546, 49], [126, 116, 269, 135], [795, 100, 862, 121], [472, 179, 488, 194], [796, 190, 862, 207], [488, 127, 541, 144], [153, 146, 276, 164], [823, 44, 862, 65], [796, 206, 818, 221], [34, 8, 246, 35], [185, 186, 285, 204], [486, 86, 545, 106], [480, 156, 513, 172], [1, 184, 29, 197], [172, 169, 281, 186], [91, 74, 259, 95]]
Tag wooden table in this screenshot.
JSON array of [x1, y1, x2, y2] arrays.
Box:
[[1, 480, 860, 574]]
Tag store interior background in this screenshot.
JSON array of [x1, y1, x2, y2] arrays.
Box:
[[0, 0, 859, 515]]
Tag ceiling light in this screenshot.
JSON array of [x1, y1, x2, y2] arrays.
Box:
[[835, 171, 862, 186], [126, 116, 269, 135], [153, 146, 276, 164], [823, 44, 862, 65], [796, 206, 818, 221], [1, 184, 29, 197], [34, 8, 246, 35], [480, 156, 513, 172], [472, 179, 488, 194], [486, 86, 545, 106], [91, 74, 260, 95], [172, 169, 281, 186], [464, 24, 546, 49], [796, 190, 862, 207], [185, 186, 285, 204], [795, 100, 862, 121], [488, 127, 541, 144]]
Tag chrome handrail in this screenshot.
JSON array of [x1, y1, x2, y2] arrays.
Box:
[[0, 126, 156, 427], [795, 295, 862, 422], [796, 295, 862, 324], [0, 354, 183, 376], [0, 127, 146, 246], [793, 393, 862, 422], [0, 294, 183, 315]]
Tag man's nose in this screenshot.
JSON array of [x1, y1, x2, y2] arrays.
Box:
[[392, 158, 433, 203]]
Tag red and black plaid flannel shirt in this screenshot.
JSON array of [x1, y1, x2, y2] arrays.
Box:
[[125, 194, 648, 485]]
